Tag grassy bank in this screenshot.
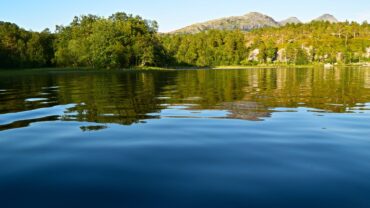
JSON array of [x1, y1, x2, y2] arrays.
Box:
[[134, 63, 370, 70], [1, 62, 369, 72]]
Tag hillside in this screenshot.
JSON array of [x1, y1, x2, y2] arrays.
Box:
[[172, 12, 340, 34], [280, 17, 302, 26], [172, 12, 279, 34], [313, 14, 339, 23], [162, 21, 370, 67]]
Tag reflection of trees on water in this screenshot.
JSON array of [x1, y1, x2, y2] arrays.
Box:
[[242, 68, 370, 113], [56, 71, 176, 125], [0, 116, 60, 131], [171, 68, 370, 120], [0, 68, 370, 130]]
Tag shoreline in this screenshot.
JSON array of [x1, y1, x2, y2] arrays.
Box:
[[1, 63, 369, 72], [133, 63, 370, 70]]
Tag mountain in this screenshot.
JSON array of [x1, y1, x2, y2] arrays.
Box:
[[171, 12, 341, 34], [279, 17, 302, 26], [313, 14, 339, 23], [172, 12, 279, 34]]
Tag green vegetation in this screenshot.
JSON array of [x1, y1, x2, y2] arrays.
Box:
[[0, 22, 54, 68], [161, 30, 248, 67], [54, 13, 167, 68], [163, 21, 370, 66], [1, 12, 370, 69], [246, 21, 370, 65]]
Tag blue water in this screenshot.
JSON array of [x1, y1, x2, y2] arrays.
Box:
[[0, 68, 370, 207]]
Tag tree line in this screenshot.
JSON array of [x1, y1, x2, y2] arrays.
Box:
[[0, 22, 54, 68], [1, 12, 370, 69], [163, 21, 370, 66], [0, 12, 168, 69]]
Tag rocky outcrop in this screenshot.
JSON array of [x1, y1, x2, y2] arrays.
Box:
[[337, 52, 343, 62], [248, 49, 260, 62], [366, 47, 370, 58], [302, 46, 313, 59], [277, 49, 287, 63]]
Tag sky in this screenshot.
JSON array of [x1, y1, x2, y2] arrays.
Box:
[[0, 0, 369, 32]]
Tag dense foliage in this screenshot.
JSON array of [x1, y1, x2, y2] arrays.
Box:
[[162, 21, 370, 66], [247, 21, 370, 64], [160, 30, 248, 67], [1, 12, 370, 69], [0, 22, 54, 68], [54, 13, 166, 68]]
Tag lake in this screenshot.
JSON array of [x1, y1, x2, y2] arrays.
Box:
[[0, 67, 370, 208]]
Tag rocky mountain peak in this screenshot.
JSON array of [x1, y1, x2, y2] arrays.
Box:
[[170, 12, 341, 34], [171, 12, 279, 34], [314, 14, 339, 23], [279, 17, 302, 26]]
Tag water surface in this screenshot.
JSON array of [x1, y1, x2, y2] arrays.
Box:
[[0, 68, 370, 208]]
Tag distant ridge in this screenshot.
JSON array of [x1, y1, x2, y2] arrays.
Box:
[[313, 14, 339, 23], [279, 17, 302, 26], [172, 12, 279, 34], [171, 12, 340, 34]]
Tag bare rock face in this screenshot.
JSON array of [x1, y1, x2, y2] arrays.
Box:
[[313, 14, 339, 23], [366, 47, 370, 58], [248, 49, 260, 62], [172, 12, 279, 34], [302, 46, 313, 57], [277, 49, 287, 63], [279, 17, 302, 26], [337, 52, 343, 62]]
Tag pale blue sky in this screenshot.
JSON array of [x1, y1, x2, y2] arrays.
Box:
[[0, 0, 369, 32]]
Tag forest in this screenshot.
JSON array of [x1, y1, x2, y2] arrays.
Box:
[[1, 12, 370, 69], [162, 21, 370, 66]]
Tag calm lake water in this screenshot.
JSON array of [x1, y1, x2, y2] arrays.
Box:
[[1, 67, 370, 208]]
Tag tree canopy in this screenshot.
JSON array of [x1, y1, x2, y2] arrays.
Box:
[[0, 22, 54, 68], [54, 12, 165, 68]]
